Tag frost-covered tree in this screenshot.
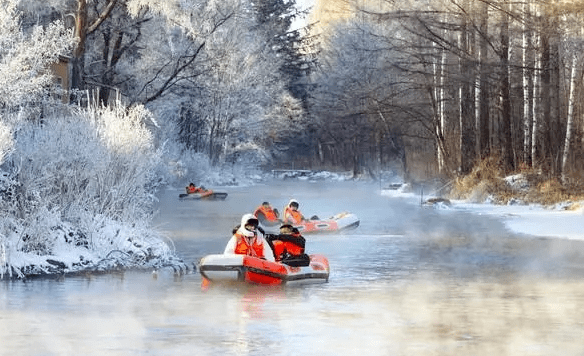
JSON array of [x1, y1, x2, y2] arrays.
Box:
[[198, 12, 291, 163], [14, 0, 312, 172], [127, 0, 240, 105], [260, 92, 306, 162], [19, 0, 148, 102], [0, 0, 181, 278], [17, 0, 123, 94], [126, 0, 306, 166], [83, 2, 149, 104], [0, 122, 13, 163], [0, 0, 74, 109]]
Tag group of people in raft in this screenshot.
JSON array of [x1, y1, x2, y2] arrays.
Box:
[[224, 199, 311, 266], [186, 182, 311, 265]]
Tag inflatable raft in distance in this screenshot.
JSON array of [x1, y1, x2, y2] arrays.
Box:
[[179, 190, 228, 200], [293, 212, 359, 234]]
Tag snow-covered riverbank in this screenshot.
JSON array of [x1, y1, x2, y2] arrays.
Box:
[[382, 185, 584, 241], [452, 201, 584, 240]]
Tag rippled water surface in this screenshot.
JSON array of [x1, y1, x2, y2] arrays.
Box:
[[2, 180, 584, 355]]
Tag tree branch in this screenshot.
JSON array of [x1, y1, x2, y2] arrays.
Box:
[[142, 42, 206, 104], [87, 0, 119, 35]]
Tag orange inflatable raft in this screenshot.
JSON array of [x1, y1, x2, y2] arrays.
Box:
[[198, 253, 330, 285], [291, 212, 360, 234], [179, 190, 228, 200]]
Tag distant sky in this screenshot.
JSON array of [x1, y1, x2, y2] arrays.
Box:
[[292, 0, 315, 30], [296, 0, 315, 10]]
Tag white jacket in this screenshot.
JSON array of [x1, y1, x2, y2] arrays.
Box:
[[223, 214, 275, 262]]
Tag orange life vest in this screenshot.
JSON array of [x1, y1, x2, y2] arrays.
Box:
[[254, 206, 278, 222], [233, 232, 266, 258], [270, 232, 305, 261], [272, 241, 304, 261], [284, 207, 303, 224], [186, 186, 203, 194]]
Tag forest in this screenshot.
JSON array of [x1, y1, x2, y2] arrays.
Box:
[[310, 0, 584, 185], [1, 0, 584, 276]]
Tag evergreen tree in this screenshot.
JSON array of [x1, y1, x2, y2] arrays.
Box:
[[251, 0, 315, 105]]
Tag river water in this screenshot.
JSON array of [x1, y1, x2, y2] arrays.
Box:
[[2, 180, 584, 355]]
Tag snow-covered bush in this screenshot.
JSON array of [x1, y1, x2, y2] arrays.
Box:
[[0, 101, 183, 279], [9, 102, 159, 220]]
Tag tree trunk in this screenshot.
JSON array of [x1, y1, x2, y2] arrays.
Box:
[[100, 28, 112, 104], [432, 42, 445, 173], [549, 38, 562, 174], [540, 29, 552, 172], [522, 1, 532, 166], [438, 46, 447, 174], [71, 0, 119, 96], [477, 2, 490, 160], [532, 27, 541, 166], [459, 18, 474, 174], [499, 6, 513, 172], [352, 137, 360, 177], [71, 0, 88, 94], [561, 55, 577, 183]]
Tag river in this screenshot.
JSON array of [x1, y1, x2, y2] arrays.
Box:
[[1, 180, 584, 355]]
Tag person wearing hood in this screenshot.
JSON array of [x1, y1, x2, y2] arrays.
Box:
[[283, 199, 306, 225], [224, 214, 275, 262]]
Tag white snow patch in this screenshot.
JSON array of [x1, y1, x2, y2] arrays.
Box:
[[504, 174, 530, 192], [382, 187, 584, 241], [446, 200, 584, 240]]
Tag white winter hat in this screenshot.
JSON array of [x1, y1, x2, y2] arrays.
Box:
[[238, 214, 259, 238]]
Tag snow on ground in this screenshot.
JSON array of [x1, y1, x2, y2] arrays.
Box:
[[382, 185, 584, 241], [451, 201, 584, 240]]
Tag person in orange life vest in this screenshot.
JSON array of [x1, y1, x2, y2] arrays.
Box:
[[268, 224, 306, 261], [224, 214, 275, 261], [265, 224, 310, 267], [185, 182, 204, 194], [254, 201, 281, 224], [283, 199, 306, 225]]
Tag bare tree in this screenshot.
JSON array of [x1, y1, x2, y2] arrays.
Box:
[[521, 0, 533, 166], [476, 0, 491, 161], [458, 0, 475, 174], [561, 53, 578, 183], [531, 3, 541, 166], [498, 0, 513, 171]]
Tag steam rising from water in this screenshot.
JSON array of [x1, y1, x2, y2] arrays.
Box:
[[2, 180, 584, 355]]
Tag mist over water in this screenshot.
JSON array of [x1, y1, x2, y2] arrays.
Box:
[[2, 180, 584, 355]]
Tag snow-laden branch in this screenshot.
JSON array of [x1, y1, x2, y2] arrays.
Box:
[[0, 1, 74, 108]]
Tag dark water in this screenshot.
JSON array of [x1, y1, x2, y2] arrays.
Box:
[[2, 180, 584, 355]]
